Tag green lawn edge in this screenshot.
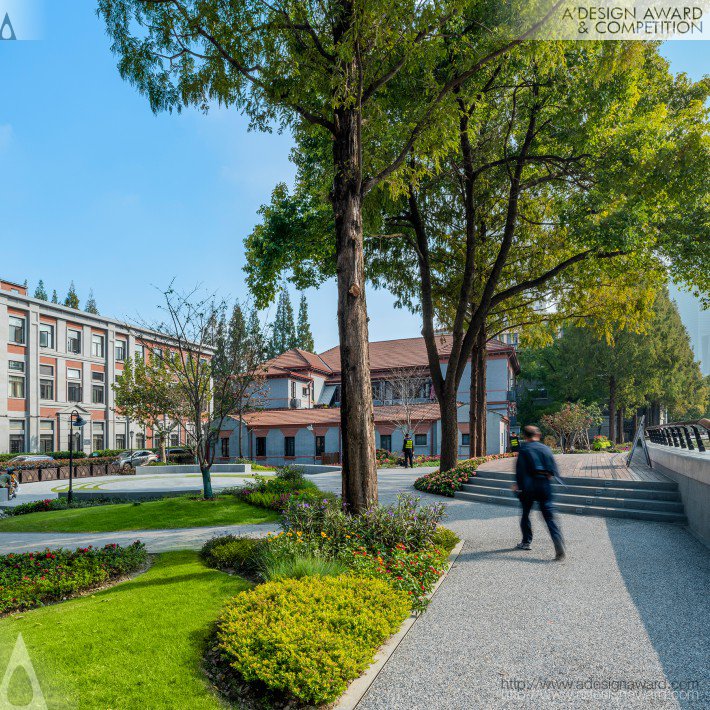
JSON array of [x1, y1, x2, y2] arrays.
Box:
[[0, 496, 279, 533]]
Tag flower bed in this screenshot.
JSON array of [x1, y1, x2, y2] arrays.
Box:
[[214, 575, 410, 705], [414, 453, 518, 496], [0, 541, 147, 614]]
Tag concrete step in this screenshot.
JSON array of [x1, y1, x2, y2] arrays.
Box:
[[465, 477, 681, 502], [454, 489, 688, 524], [459, 483, 685, 513], [472, 469, 678, 491]]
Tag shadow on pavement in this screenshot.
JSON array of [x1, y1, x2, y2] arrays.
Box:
[[606, 518, 710, 709]]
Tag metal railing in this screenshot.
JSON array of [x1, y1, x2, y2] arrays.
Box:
[[646, 419, 709, 453]]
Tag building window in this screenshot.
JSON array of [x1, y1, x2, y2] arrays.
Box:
[[290, 381, 297, 399], [315, 435, 325, 456], [379, 434, 392, 451], [284, 436, 295, 457], [67, 329, 82, 354], [92, 422, 105, 451], [39, 323, 55, 349], [136, 433, 146, 449], [462, 433, 470, 447], [9, 420, 25, 454], [115, 433, 126, 450], [256, 437, 266, 457], [302, 386, 309, 397], [170, 433, 179, 447], [68, 383, 82, 403], [8, 316, 25, 344], [40, 364, 55, 400], [8, 361, 25, 398], [415, 433, 427, 446], [134, 344, 145, 360], [91, 334, 105, 358], [40, 421, 54, 453], [92, 385, 105, 404], [153, 347, 163, 360], [221, 438, 230, 457], [92, 371, 105, 382], [115, 340, 126, 361]]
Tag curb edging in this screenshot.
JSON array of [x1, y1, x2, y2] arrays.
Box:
[[335, 538, 465, 710]]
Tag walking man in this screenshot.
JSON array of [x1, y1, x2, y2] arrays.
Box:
[[402, 434, 414, 468], [513, 425, 565, 560]]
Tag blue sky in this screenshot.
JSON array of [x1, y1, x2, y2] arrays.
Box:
[[0, 3, 707, 351]]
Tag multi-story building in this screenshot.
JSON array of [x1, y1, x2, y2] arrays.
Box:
[[219, 335, 519, 466], [0, 277, 186, 455]]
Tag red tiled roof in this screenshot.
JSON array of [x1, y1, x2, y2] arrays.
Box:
[[243, 402, 444, 429], [319, 335, 519, 374], [263, 348, 332, 377]]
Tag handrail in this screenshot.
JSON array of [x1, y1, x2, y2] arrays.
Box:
[[646, 419, 709, 453]]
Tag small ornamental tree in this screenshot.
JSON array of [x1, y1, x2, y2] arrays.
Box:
[[113, 355, 183, 462], [384, 367, 432, 439], [540, 402, 603, 453]]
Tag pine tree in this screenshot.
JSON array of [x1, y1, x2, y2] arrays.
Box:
[[228, 303, 247, 369], [33, 280, 48, 301], [64, 282, 80, 309], [85, 290, 99, 314], [296, 294, 315, 352], [212, 313, 229, 375], [248, 308, 267, 362], [267, 289, 297, 358], [51, 290, 59, 304]]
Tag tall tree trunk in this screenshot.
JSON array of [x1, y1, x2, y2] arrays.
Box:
[[439, 391, 460, 473], [608, 375, 617, 443], [616, 408, 624, 444], [474, 328, 487, 456], [332, 82, 377, 513], [469, 344, 479, 459], [200, 467, 213, 499]]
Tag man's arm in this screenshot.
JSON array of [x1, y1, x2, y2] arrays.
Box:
[[514, 450, 527, 491]]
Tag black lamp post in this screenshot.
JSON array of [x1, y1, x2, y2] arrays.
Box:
[[67, 410, 88, 505], [129, 429, 135, 455]]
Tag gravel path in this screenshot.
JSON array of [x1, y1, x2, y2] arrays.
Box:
[[357, 497, 709, 710]]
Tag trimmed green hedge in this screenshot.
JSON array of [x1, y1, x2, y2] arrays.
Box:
[[200, 535, 261, 573], [215, 575, 409, 705], [0, 451, 87, 462]]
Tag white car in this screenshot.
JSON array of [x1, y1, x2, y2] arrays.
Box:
[[117, 450, 159, 470], [8, 455, 54, 464]]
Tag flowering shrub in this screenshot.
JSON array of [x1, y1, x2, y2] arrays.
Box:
[[0, 541, 147, 614], [281, 493, 445, 554], [592, 435, 612, 451], [414, 453, 518, 496], [215, 575, 409, 705], [348, 542, 448, 612]]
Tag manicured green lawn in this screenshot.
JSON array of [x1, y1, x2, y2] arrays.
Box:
[[0, 496, 279, 533], [0, 551, 249, 709]]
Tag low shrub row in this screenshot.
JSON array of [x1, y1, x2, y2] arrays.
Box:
[[215, 575, 410, 705], [414, 453, 518, 496], [0, 541, 147, 614], [0, 451, 88, 462], [375, 449, 441, 468], [5, 456, 119, 472]]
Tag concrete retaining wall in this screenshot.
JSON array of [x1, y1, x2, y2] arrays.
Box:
[[58, 489, 203, 501], [293, 464, 342, 475], [135, 463, 252, 475], [647, 443, 710, 547]]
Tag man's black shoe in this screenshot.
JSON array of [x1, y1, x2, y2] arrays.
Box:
[[516, 542, 531, 550], [555, 545, 566, 561]]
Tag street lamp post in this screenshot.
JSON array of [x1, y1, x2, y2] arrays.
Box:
[[129, 429, 135, 455], [67, 410, 88, 505]]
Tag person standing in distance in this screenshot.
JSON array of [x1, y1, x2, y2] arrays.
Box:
[[402, 434, 414, 468], [512, 425, 565, 560]]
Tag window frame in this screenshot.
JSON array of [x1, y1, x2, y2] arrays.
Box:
[[67, 329, 82, 354], [92, 384, 105, 404], [8, 361, 25, 398], [39, 323, 55, 349], [284, 436, 295, 458], [379, 434, 392, 451], [221, 437, 230, 457], [8, 316, 25, 345], [115, 340, 127, 362], [67, 381, 82, 403], [415, 433, 427, 446], [91, 334, 105, 358], [255, 436, 266, 457]]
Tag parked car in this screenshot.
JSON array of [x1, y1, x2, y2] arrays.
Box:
[[8, 455, 54, 464], [117, 450, 158, 470]]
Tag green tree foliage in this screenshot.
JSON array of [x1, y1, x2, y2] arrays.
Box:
[[113, 355, 183, 462], [248, 308, 267, 363], [33, 280, 48, 301], [64, 282, 80, 309], [51, 290, 59, 304], [296, 294, 315, 352], [85, 290, 99, 314], [268, 290, 297, 358], [519, 288, 708, 439]]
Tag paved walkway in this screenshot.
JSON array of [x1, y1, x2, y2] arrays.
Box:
[[479, 452, 669, 482]]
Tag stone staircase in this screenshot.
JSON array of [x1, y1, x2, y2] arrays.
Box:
[[455, 469, 687, 524]]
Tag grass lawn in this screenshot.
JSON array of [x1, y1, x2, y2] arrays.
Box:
[[0, 551, 250, 709], [0, 496, 279, 533]]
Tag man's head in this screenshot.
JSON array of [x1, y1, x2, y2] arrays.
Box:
[[522, 425, 542, 441]]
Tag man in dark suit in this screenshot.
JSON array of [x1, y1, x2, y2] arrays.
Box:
[[513, 425, 565, 560]]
